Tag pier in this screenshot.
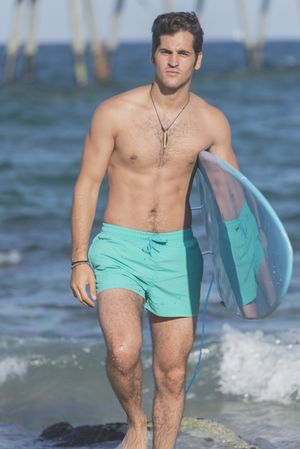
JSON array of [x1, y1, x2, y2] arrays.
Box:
[[1, 0, 299, 85]]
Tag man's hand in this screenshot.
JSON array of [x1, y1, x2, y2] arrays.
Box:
[[70, 264, 97, 308]]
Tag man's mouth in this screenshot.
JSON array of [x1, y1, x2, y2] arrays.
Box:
[[166, 70, 180, 75]]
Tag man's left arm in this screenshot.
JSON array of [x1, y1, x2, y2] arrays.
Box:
[[208, 106, 264, 232], [208, 107, 240, 171]]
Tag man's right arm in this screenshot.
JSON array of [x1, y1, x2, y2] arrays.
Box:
[[70, 101, 115, 307]]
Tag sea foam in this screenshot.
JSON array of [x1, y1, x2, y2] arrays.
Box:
[[0, 250, 22, 266], [218, 324, 300, 404], [0, 357, 28, 386]]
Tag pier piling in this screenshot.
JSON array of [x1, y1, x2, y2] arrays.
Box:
[[236, 0, 272, 69], [3, 0, 24, 84], [107, 0, 126, 59], [24, 0, 39, 82], [1, 0, 300, 85], [70, 0, 88, 86], [162, 0, 173, 12], [85, 0, 110, 81], [194, 0, 206, 16]]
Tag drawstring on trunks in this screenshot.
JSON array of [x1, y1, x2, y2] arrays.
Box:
[[142, 236, 168, 256]]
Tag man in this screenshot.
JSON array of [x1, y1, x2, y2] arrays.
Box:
[[70, 11, 239, 449]]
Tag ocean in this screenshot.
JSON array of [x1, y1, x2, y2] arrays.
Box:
[[0, 41, 300, 449]]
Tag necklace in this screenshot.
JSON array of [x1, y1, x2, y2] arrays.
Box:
[[150, 85, 190, 150]]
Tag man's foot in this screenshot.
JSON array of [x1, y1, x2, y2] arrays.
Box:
[[118, 421, 148, 449]]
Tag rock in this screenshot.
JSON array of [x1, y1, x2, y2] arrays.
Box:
[[39, 418, 262, 448], [40, 422, 73, 440], [39, 422, 127, 447], [180, 417, 261, 449]]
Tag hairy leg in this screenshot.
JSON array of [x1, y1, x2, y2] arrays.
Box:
[[149, 313, 197, 449], [97, 288, 148, 449]]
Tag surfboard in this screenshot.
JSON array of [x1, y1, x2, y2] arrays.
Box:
[[196, 150, 293, 319]]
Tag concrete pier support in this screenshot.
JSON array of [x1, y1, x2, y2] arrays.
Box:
[[2, 0, 299, 85], [70, 0, 88, 86], [25, 0, 39, 82], [236, 0, 271, 69], [162, 0, 173, 11], [107, 0, 125, 58], [3, 0, 25, 84], [194, 0, 206, 16], [85, 0, 109, 81]]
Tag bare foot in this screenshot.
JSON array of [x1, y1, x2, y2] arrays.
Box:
[[120, 420, 148, 449]]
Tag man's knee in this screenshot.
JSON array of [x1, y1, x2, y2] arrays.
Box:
[[107, 339, 142, 374], [154, 364, 186, 396]]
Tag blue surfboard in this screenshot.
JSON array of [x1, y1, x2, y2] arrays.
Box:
[[197, 150, 293, 319]]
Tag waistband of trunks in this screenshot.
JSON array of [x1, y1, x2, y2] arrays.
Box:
[[223, 202, 252, 229], [100, 222, 195, 243]]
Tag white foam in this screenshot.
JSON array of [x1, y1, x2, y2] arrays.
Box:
[[0, 250, 22, 266], [189, 347, 210, 363], [218, 324, 300, 404], [0, 357, 28, 385]]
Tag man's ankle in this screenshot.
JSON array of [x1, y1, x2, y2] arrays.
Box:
[[128, 413, 147, 430]]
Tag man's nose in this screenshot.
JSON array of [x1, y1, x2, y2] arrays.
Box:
[[168, 54, 179, 67]]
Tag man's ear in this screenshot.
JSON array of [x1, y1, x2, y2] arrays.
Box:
[[194, 52, 203, 71], [151, 53, 155, 64]]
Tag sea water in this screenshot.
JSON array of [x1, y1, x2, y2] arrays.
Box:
[[0, 42, 300, 449]]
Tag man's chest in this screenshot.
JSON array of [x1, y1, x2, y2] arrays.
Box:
[[113, 114, 211, 169]]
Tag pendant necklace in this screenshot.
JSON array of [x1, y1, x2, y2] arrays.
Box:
[[150, 85, 190, 150]]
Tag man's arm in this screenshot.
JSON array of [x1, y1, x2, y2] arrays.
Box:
[[201, 105, 245, 220], [70, 101, 115, 307], [207, 106, 240, 170]]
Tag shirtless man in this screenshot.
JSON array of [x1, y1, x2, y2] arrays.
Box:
[[70, 11, 239, 449]]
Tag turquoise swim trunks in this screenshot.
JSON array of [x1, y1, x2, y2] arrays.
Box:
[[88, 223, 203, 317], [223, 202, 265, 306]]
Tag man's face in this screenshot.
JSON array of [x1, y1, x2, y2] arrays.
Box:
[[152, 31, 202, 91]]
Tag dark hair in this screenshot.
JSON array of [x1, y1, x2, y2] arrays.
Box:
[[151, 12, 204, 56]]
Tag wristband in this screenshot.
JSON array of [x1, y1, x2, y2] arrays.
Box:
[[71, 260, 90, 269], [71, 259, 88, 266]]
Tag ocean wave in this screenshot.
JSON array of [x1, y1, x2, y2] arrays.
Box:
[[218, 324, 300, 404], [0, 250, 22, 266], [0, 357, 28, 386]]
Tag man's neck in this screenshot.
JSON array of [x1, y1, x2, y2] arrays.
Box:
[[150, 81, 191, 111]]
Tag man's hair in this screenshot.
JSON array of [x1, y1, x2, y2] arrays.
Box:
[[151, 12, 204, 56]]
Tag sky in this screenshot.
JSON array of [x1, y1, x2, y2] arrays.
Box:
[[0, 0, 300, 44]]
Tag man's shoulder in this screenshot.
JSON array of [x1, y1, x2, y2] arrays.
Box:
[[191, 94, 231, 147], [96, 85, 150, 114], [191, 94, 227, 120], [90, 85, 150, 131], [191, 93, 230, 131]]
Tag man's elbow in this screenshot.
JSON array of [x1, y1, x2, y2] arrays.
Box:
[[74, 175, 101, 198]]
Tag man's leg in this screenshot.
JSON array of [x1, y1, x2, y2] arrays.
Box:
[[97, 288, 148, 449], [149, 313, 197, 449]]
